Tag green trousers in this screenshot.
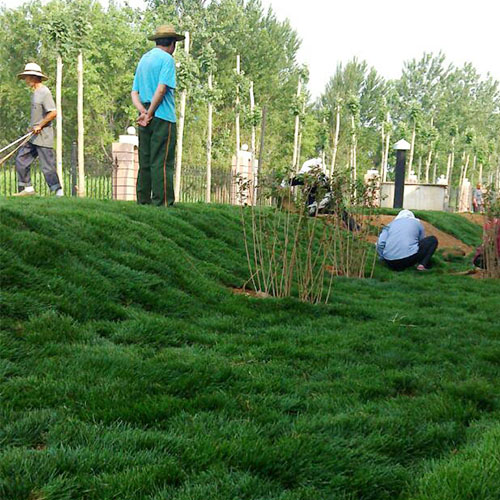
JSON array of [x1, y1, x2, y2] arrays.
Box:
[[137, 118, 176, 206]]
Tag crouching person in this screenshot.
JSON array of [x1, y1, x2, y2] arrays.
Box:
[[377, 210, 438, 271]]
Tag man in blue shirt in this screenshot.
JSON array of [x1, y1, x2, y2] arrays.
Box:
[[377, 210, 438, 271], [131, 24, 185, 206]]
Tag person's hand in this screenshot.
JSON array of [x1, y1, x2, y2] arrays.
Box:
[[137, 112, 152, 128], [32, 125, 42, 134]]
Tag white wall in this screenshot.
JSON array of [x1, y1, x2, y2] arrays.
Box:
[[380, 183, 447, 211]]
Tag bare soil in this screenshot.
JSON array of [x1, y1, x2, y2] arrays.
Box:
[[231, 287, 271, 299]]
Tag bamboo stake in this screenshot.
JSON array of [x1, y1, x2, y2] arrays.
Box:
[[206, 71, 213, 203], [175, 31, 190, 201], [56, 54, 63, 184], [77, 51, 85, 197]]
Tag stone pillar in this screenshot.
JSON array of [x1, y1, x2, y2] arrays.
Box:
[[112, 142, 139, 201]]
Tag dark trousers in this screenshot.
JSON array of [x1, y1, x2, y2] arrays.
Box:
[[137, 117, 176, 206], [15, 142, 61, 191], [386, 236, 439, 271]]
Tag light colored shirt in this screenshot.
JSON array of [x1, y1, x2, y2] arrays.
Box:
[[29, 86, 56, 148], [132, 48, 176, 123], [377, 217, 425, 261]]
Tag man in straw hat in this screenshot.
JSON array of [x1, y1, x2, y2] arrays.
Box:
[[14, 63, 63, 197], [131, 24, 185, 206]]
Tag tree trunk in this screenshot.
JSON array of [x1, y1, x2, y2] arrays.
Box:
[[417, 157, 422, 182], [432, 152, 439, 184], [351, 115, 357, 183], [206, 71, 213, 203], [292, 77, 302, 172], [249, 80, 256, 156], [425, 149, 432, 183], [383, 130, 391, 182], [297, 99, 305, 171], [77, 51, 85, 197], [235, 54, 241, 157], [447, 137, 455, 186], [330, 103, 340, 176], [408, 122, 416, 179], [175, 31, 190, 202], [56, 54, 63, 187], [258, 106, 267, 171]]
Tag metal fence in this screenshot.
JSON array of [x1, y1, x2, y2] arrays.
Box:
[[0, 159, 233, 204]]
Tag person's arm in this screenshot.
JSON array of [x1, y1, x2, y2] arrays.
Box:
[[376, 226, 389, 259], [418, 221, 425, 241], [145, 83, 167, 120], [135, 84, 168, 127], [32, 110, 57, 134], [131, 90, 147, 115]]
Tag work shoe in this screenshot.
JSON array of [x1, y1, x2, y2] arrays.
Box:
[[12, 189, 36, 197]]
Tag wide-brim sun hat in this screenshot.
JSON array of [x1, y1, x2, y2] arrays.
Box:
[[148, 24, 185, 42], [18, 62, 48, 81]]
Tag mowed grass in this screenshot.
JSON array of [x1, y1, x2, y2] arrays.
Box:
[[0, 197, 499, 500]]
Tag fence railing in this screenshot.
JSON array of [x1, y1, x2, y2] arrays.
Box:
[[0, 160, 233, 204]]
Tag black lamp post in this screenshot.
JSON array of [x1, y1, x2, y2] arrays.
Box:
[[393, 139, 411, 208]]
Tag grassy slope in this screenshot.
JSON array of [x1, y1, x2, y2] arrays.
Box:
[[1, 198, 499, 500]]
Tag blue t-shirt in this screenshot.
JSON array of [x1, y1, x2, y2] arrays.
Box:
[[376, 217, 425, 261], [132, 48, 176, 123]]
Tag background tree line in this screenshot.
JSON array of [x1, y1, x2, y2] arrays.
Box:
[[1, 0, 499, 191]]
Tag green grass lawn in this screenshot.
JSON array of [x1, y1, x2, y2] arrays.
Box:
[[1, 198, 499, 500]]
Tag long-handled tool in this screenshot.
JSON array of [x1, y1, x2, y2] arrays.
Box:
[[0, 132, 33, 155], [0, 132, 34, 167]]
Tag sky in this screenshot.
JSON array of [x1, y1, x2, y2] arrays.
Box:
[[3, 0, 500, 98]]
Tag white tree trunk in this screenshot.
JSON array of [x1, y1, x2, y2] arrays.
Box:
[[77, 51, 85, 197], [408, 123, 416, 179], [56, 54, 63, 187], [292, 78, 302, 172], [235, 54, 241, 157], [249, 80, 256, 156], [330, 103, 340, 176], [425, 149, 432, 183], [175, 31, 190, 202], [432, 152, 439, 184], [351, 114, 357, 183], [383, 131, 391, 182], [206, 72, 213, 203]]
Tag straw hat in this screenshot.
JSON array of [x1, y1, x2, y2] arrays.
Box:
[[18, 62, 48, 81], [148, 24, 185, 42]]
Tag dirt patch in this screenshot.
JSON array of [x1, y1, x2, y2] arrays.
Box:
[[364, 215, 473, 254], [459, 213, 486, 226], [231, 287, 271, 299]]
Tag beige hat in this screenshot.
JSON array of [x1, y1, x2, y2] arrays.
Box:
[[148, 24, 185, 42], [18, 62, 48, 81]]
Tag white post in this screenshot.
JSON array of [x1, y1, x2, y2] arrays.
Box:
[[292, 77, 302, 172], [206, 72, 213, 203], [56, 54, 63, 186], [175, 31, 190, 202], [77, 51, 85, 197]]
